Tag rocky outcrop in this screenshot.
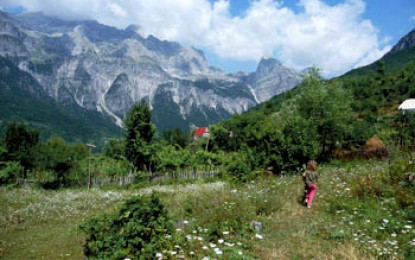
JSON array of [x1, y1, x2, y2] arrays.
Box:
[[386, 28, 415, 56]]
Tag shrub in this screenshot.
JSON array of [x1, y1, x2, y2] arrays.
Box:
[[0, 161, 23, 185], [80, 192, 174, 259]]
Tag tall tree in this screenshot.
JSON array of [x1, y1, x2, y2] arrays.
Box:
[[124, 100, 156, 171], [281, 68, 353, 161], [3, 121, 39, 174]]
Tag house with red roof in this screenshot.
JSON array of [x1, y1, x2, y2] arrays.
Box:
[[193, 127, 210, 140]]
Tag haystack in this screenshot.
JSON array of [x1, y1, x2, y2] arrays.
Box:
[[363, 135, 388, 159]]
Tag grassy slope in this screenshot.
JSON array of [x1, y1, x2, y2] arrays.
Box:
[[343, 46, 415, 78], [2, 160, 413, 259]]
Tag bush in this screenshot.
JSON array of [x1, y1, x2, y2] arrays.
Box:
[[80, 192, 174, 259], [0, 161, 23, 185]]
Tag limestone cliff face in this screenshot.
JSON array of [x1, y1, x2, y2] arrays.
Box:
[[246, 57, 301, 103], [0, 11, 300, 131], [387, 28, 415, 55]]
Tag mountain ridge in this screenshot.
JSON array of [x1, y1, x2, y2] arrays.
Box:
[[0, 10, 300, 138]]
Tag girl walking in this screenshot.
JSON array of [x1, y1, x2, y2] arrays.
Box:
[[303, 160, 319, 208]]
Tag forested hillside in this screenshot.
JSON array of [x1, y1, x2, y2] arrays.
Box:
[[0, 56, 122, 144]]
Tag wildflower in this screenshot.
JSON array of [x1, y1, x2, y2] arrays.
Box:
[[186, 235, 192, 240], [383, 219, 389, 224], [404, 225, 412, 229], [366, 220, 371, 223], [222, 231, 229, 235], [218, 239, 224, 244], [214, 248, 223, 255], [155, 253, 163, 258], [391, 233, 397, 237], [202, 246, 208, 250], [255, 234, 263, 240], [238, 251, 243, 255], [210, 242, 216, 248]]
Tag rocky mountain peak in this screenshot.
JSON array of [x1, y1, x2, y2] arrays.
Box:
[[256, 56, 283, 75], [387, 28, 415, 55]]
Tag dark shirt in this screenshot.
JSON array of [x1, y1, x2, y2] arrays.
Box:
[[304, 170, 319, 185]]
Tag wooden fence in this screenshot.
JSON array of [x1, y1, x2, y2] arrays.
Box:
[[14, 170, 221, 188]]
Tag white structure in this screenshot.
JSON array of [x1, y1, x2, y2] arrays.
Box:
[[398, 99, 415, 113]]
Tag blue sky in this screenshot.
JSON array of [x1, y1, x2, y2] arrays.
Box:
[[1, 0, 414, 77], [209, 0, 415, 73]]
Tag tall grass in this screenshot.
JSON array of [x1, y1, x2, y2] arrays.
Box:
[[1, 160, 414, 259]]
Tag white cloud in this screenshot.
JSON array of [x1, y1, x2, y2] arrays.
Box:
[[1, 0, 389, 76]]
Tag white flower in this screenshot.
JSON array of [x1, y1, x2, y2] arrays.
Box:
[[404, 225, 413, 229], [214, 248, 223, 255], [202, 246, 208, 250], [218, 239, 224, 244], [366, 220, 371, 223], [383, 219, 389, 223], [222, 231, 229, 235], [255, 234, 263, 240], [238, 251, 243, 255], [210, 243, 216, 248], [391, 233, 397, 237], [155, 253, 163, 258]]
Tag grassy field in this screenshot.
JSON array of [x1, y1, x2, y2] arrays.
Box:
[[1, 161, 414, 259]]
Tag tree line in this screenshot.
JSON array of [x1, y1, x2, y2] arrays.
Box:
[[1, 66, 415, 188]]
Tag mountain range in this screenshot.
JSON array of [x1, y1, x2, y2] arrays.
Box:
[[0, 11, 300, 142]]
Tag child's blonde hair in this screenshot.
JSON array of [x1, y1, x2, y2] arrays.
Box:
[[307, 160, 317, 171]]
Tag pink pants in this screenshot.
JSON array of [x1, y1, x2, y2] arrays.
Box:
[[305, 184, 317, 207]]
